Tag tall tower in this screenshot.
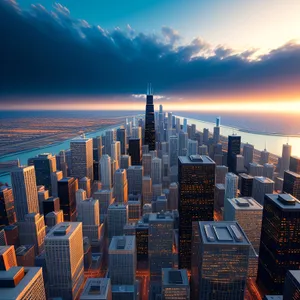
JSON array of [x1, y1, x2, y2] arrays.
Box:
[[144, 84, 156, 151], [11, 166, 39, 222], [178, 155, 215, 270], [100, 155, 112, 190], [227, 135, 241, 173]]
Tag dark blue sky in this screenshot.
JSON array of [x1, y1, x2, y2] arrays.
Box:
[[0, 0, 300, 109]]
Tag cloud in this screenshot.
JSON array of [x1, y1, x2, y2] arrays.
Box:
[[0, 1, 299, 100]]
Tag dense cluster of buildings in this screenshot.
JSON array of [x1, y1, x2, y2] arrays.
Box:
[[0, 89, 299, 300]]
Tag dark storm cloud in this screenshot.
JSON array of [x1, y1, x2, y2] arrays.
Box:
[[0, 0, 300, 98]]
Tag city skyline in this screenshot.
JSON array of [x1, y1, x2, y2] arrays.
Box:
[[1, 0, 300, 111]]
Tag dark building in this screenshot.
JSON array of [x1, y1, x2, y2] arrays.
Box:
[[178, 155, 215, 270], [283, 270, 300, 300], [240, 173, 254, 197], [117, 128, 127, 155], [227, 135, 241, 173], [16, 245, 35, 267], [43, 197, 60, 216], [257, 194, 300, 294], [144, 86, 156, 151], [93, 161, 99, 181], [290, 156, 300, 174], [0, 187, 16, 225], [92, 136, 102, 162], [4, 224, 19, 247], [128, 138, 141, 165], [31, 154, 57, 192], [57, 177, 78, 221], [283, 171, 300, 200], [136, 222, 149, 262]]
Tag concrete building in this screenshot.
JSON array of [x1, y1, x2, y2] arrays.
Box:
[[283, 170, 300, 200], [252, 177, 274, 205], [215, 165, 228, 184], [0, 246, 17, 271], [249, 162, 264, 177], [109, 236, 136, 285], [263, 163, 275, 179], [239, 173, 253, 197], [107, 204, 128, 241], [142, 154, 152, 176], [45, 222, 84, 300], [191, 221, 250, 300], [187, 139, 198, 156], [224, 172, 238, 203], [114, 169, 128, 204], [243, 143, 254, 169], [224, 197, 263, 253], [79, 177, 91, 198], [100, 155, 112, 190], [80, 278, 112, 300], [11, 166, 39, 222], [178, 131, 188, 156], [151, 157, 162, 185], [93, 189, 114, 223], [127, 166, 143, 195], [0, 186, 16, 226], [142, 176, 152, 205], [168, 182, 178, 211], [120, 155, 131, 170], [50, 170, 63, 198], [117, 127, 126, 155], [260, 149, 269, 165], [280, 143, 292, 177], [162, 268, 190, 300], [70, 137, 93, 180]]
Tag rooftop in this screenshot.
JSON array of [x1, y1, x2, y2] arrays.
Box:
[[254, 176, 274, 184], [227, 197, 263, 210], [80, 278, 110, 299], [162, 268, 189, 286], [266, 194, 300, 211], [71, 137, 92, 143], [284, 170, 300, 178], [198, 221, 250, 245], [178, 155, 215, 165], [215, 183, 225, 189], [45, 222, 81, 240], [239, 173, 253, 179], [287, 270, 300, 285], [111, 285, 134, 293], [109, 236, 135, 251], [149, 211, 173, 222]]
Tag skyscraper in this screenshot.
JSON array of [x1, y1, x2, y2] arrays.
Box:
[[100, 154, 112, 190], [142, 153, 152, 176], [144, 85, 156, 151], [283, 270, 300, 300], [0, 186, 16, 226], [120, 155, 131, 169], [257, 194, 300, 294], [249, 162, 264, 177], [117, 127, 127, 155], [178, 155, 215, 270], [213, 118, 220, 144], [280, 143, 292, 177], [239, 173, 254, 197], [282, 170, 300, 200], [243, 143, 254, 169], [187, 139, 198, 156], [45, 222, 84, 300], [178, 131, 188, 156], [109, 236, 136, 285], [227, 135, 241, 173], [57, 177, 78, 221], [107, 203, 128, 241], [31, 153, 57, 192], [263, 163, 275, 179], [50, 170, 63, 198], [169, 135, 179, 168], [191, 221, 250, 300], [289, 156, 300, 174], [80, 278, 112, 300], [114, 169, 128, 204], [93, 189, 113, 223], [151, 157, 162, 185], [128, 138, 141, 165], [224, 172, 238, 203], [104, 129, 116, 156], [149, 212, 174, 281], [142, 176, 152, 205], [11, 166, 39, 222], [92, 136, 102, 161], [70, 137, 93, 181], [127, 166, 143, 195], [252, 176, 274, 205]]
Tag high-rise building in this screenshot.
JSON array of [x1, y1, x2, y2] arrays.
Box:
[[111, 141, 121, 170], [70, 137, 93, 180], [100, 154, 112, 190], [149, 212, 174, 281], [179, 131, 188, 156], [43, 196, 60, 216], [93, 189, 113, 223], [283, 170, 300, 200], [18, 213, 46, 255], [239, 173, 254, 197], [257, 194, 300, 294], [252, 176, 274, 205], [263, 163, 275, 179], [168, 182, 178, 211], [213, 125, 220, 144], [0, 186, 16, 226], [50, 170, 63, 197], [127, 166, 143, 195], [142, 176, 152, 205], [109, 236, 136, 285], [224, 197, 263, 253], [114, 169, 128, 204], [31, 153, 57, 192], [117, 127, 127, 155], [289, 156, 300, 174], [183, 118, 187, 133], [128, 138, 141, 165], [191, 221, 250, 300], [107, 203, 128, 241], [104, 129, 116, 156], [151, 157, 162, 185], [142, 154, 152, 176], [243, 143, 254, 169], [178, 155, 215, 270], [162, 154, 170, 188], [214, 184, 225, 210], [198, 144, 208, 155], [249, 162, 264, 177], [144, 86, 156, 151], [45, 210, 64, 228], [283, 270, 300, 300], [11, 166, 39, 222], [224, 172, 238, 203], [203, 128, 209, 144], [260, 149, 270, 165], [0, 245, 17, 271], [162, 268, 190, 300], [45, 222, 84, 300], [215, 165, 228, 184], [0, 266, 46, 300], [79, 176, 91, 198], [227, 135, 241, 173], [92, 136, 102, 161], [187, 139, 198, 156], [120, 155, 131, 169], [280, 143, 292, 177], [57, 177, 78, 221], [235, 154, 245, 173], [80, 278, 112, 300]]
